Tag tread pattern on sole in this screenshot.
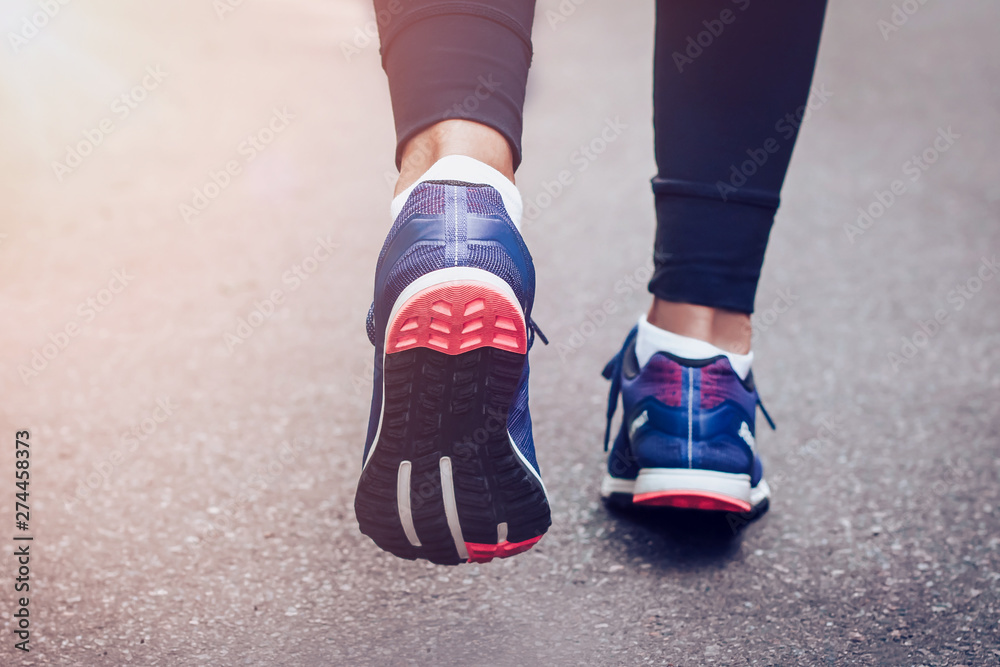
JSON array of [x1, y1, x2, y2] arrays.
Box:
[[386, 281, 527, 355], [356, 284, 549, 565]]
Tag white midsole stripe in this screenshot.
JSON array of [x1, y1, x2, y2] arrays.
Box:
[[396, 461, 421, 547], [750, 479, 771, 507], [600, 475, 636, 497], [602, 470, 770, 508], [636, 468, 751, 502], [439, 457, 468, 560]]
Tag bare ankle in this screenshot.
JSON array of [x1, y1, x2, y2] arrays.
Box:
[[395, 120, 515, 197], [647, 299, 752, 355]]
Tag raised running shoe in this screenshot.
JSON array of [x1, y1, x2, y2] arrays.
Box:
[[355, 181, 550, 565], [600, 326, 773, 514]]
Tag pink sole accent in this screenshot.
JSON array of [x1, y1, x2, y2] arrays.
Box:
[[633, 490, 752, 513], [465, 535, 543, 563], [387, 281, 527, 355]]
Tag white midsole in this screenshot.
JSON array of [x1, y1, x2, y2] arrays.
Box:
[[600, 476, 636, 497], [636, 469, 751, 502], [601, 469, 770, 508]]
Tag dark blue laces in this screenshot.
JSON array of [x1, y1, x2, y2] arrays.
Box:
[[757, 394, 776, 430], [527, 318, 548, 349]]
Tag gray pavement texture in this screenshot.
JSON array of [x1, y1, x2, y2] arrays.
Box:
[[1, 0, 999, 665]]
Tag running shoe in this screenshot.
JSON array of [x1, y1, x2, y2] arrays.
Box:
[[355, 181, 550, 565], [600, 326, 773, 514]]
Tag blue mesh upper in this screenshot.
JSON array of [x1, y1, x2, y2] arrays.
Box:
[[466, 242, 528, 302], [465, 185, 534, 303], [375, 182, 528, 281], [465, 184, 508, 216], [606, 425, 640, 480], [367, 243, 444, 345], [365, 181, 541, 476], [379, 184, 445, 261], [506, 356, 537, 472], [367, 183, 533, 344]]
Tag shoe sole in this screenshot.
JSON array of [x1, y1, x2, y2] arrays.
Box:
[[601, 469, 770, 513], [356, 268, 551, 565]]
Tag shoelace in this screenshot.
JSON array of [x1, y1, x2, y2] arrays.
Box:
[[527, 318, 548, 349], [600, 349, 776, 452], [757, 394, 776, 431]]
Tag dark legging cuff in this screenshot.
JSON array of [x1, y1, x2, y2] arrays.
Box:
[[649, 0, 827, 313], [649, 178, 778, 314], [376, 1, 535, 169]]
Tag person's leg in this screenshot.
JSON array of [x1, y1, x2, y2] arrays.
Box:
[[649, 0, 828, 353], [375, 0, 534, 195], [396, 120, 514, 196], [601, 0, 827, 514], [357, 1, 549, 566]]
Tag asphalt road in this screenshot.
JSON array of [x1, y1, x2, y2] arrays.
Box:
[[1, 0, 999, 665]]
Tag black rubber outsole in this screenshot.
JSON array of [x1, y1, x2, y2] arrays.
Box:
[[354, 346, 551, 565]]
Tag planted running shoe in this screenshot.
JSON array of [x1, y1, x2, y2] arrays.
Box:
[[355, 179, 550, 565], [600, 326, 773, 514]]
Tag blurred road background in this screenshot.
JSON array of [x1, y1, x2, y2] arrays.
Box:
[[1, 0, 998, 664]]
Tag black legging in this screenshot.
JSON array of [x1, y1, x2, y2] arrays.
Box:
[[374, 0, 827, 314]]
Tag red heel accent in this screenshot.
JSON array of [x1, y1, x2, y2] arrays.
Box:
[[387, 281, 527, 355], [633, 491, 751, 513], [465, 535, 543, 563]]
